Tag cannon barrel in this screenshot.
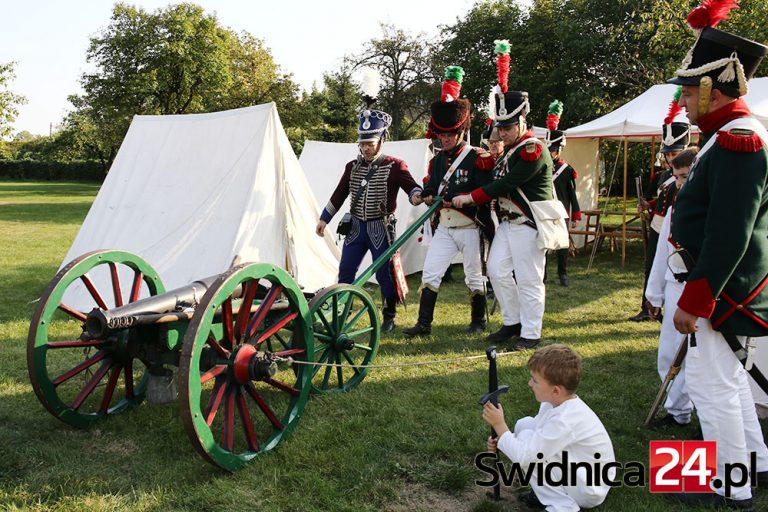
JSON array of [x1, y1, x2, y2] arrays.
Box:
[[85, 274, 235, 338]]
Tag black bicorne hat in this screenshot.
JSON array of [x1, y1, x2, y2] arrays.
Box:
[[668, 26, 767, 97]]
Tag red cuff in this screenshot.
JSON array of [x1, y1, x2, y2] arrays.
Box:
[[471, 188, 493, 205], [572, 211, 582, 222], [475, 154, 496, 171], [677, 278, 716, 319]]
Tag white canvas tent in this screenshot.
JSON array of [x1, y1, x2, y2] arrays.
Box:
[[61, 103, 341, 309], [299, 139, 438, 279]]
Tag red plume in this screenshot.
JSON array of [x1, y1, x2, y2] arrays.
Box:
[[664, 100, 682, 125], [496, 54, 510, 94], [687, 0, 739, 30], [546, 114, 560, 131]]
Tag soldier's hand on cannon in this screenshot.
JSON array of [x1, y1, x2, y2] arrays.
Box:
[[452, 194, 474, 208], [316, 220, 327, 237], [673, 308, 699, 334], [423, 195, 434, 206], [412, 191, 423, 205], [487, 436, 498, 453]]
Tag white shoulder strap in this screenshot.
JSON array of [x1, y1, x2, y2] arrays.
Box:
[[552, 162, 569, 181]]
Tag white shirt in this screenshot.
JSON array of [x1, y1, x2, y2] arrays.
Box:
[[497, 396, 615, 495], [646, 212, 687, 308]]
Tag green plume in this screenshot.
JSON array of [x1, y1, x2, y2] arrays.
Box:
[[673, 85, 682, 103], [494, 39, 510, 54], [444, 66, 465, 84], [548, 100, 564, 117]]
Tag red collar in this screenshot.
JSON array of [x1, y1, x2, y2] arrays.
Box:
[[697, 98, 752, 134]]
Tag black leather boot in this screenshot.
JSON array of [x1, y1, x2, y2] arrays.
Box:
[[381, 296, 397, 333], [466, 294, 487, 333], [485, 323, 521, 343], [403, 288, 438, 337]]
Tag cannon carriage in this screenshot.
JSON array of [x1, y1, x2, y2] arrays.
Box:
[[27, 202, 440, 470]]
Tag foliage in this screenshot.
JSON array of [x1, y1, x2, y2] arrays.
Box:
[[66, 3, 302, 172], [440, 0, 768, 142], [346, 24, 440, 141], [0, 160, 102, 181], [0, 62, 27, 139]]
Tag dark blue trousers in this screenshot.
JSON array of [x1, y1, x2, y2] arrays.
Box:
[[338, 217, 395, 299]]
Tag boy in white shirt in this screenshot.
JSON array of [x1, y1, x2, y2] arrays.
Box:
[[483, 344, 615, 511], [645, 148, 698, 428]]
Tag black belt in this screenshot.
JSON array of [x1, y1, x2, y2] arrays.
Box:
[[673, 271, 689, 283]]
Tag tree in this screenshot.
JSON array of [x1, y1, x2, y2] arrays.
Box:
[[68, 2, 302, 171], [0, 62, 27, 139], [346, 24, 439, 140], [437, 0, 525, 141]]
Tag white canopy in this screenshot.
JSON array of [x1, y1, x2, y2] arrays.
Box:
[[566, 77, 768, 140], [62, 103, 340, 308], [299, 139, 435, 278]]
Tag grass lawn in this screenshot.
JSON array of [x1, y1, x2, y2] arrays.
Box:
[[1, 180, 765, 511]]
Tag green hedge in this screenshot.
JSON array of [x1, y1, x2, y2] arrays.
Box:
[[0, 160, 104, 182]]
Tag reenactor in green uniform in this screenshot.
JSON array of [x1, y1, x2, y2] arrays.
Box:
[[666, 1, 768, 508]]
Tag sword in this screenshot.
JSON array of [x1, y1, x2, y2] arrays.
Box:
[[645, 333, 689, 426]]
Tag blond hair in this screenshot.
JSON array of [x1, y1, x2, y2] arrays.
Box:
[[527, 344, 582, 392]]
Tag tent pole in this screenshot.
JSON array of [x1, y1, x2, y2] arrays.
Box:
[[622, 138, 628, 266]]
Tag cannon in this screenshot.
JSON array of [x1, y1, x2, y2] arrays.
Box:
[[27, 201, 441, 470]]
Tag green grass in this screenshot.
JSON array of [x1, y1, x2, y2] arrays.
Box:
[[1, 180, 766, 511]]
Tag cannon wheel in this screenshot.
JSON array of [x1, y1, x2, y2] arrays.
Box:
[[179, 263, 313, 471], [27, 250, 165, 428], [307, 284, 380, 394]]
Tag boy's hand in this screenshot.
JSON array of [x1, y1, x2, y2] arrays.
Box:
[[487, 436, 498, 453], [482, 402, 510, 436]]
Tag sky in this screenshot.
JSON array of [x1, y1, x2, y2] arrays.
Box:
[[0, 0, 490, 136]]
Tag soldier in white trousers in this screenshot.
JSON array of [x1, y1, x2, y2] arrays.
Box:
[[403, 66, 495, 336], [645, 150, 697, 427]]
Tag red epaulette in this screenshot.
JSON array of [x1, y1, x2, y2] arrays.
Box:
[[572, 168, 578, 179], [518, 141, 542, 162], [475, 151, 496, 171], [717, 128, 764, 153]]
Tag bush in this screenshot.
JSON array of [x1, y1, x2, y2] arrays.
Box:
[[0, 160, 103, 182]]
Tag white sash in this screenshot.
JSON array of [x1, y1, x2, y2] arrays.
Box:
[[437, 144, 473, 196]]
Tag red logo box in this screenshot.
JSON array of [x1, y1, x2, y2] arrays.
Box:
[[650, 440, 716, 493]]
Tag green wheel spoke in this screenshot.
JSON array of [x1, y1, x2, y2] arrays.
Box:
[[332, 293, 339, 332], [343, 306, 369, 332], [315, 309, 335, 337], [353, 343, 374, 352], [321, 359, 333, 389], [314, 332, 333, 342], [341, 351, 361, 376], [347, 326, 375, 339], [340, 295, 354, 330], [335, 352, 344, 389]]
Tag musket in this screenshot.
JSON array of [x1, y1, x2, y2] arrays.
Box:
[[644, 333, 689, 426]]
